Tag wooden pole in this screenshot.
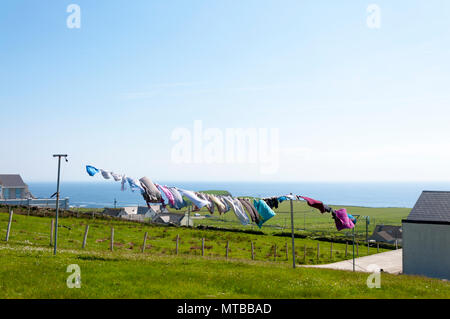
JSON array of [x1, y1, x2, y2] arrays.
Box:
[[330, 242, 333, 259], [226, 241, 229, 259], [82, 224, 89, 249], [110, 227, 114, 251], [251, 241, 254, 260], [5, 209, 13, 242], [285, 242, 288, 260], [142, 232, 148, 253], [50, 219, 55, 246], [176, 234, 179, 255], [202, 238, 205, 256], [317, 243, 320, 262], [345, 241, 348, 258]]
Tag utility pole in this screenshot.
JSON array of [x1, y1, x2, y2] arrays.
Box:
[[114, 198, 117, 209], [290, 193, 296, 269], [352, 215, 360, 272], [53, 154, 68, 255]]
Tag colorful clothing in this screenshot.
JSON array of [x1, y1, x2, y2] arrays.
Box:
[[333, 208, 355, 231], [253, 199, 276, 228]]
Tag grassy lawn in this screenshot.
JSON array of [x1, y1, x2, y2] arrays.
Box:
[[0, 212, 386, 265], [0, 246, 448, 299], [0, 211, 448, 299]]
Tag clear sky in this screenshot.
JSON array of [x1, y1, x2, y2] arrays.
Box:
[[1, 0, 450, 182]]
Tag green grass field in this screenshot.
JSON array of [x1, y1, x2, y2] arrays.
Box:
[[1, 243, 448, 299], [1, 207, 448, 299], [0, 211, 385, 265]]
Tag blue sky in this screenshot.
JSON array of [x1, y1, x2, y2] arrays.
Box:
[[1, 0, 450, 182]]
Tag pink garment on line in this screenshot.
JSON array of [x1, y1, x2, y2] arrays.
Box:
[[334, 208, 355, 231], [299, 196, 327, 213], [156, 184, 175, 207]]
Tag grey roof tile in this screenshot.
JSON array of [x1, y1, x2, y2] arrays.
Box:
[[407, 191, 450, 222]]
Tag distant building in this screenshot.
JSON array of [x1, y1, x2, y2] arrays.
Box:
[[402, 191, 450, 280], [369, 225, 402, 244], [152, 212, 193, 227], [0, 174, 32, 199], [103, 204, 169, 221]]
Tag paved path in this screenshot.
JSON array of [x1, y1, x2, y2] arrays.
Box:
[[305, 249, 402, 274]]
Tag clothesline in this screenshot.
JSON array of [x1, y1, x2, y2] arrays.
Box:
[[85, 165, 355, 231]]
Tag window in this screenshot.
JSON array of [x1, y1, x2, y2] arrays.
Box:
[[16, 188, 22, 198], [3, 188, 9, 199]]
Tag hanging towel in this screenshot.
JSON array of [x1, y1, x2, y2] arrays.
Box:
[[86, 165, 99, 177], [139, 177, 162, 203], [209, 194, 227, 214], [333, 208, 355, 231], [110, 172, 123, 182], [178, 188, 210, 209], [127, 177, 144, 193], [156, 184, 175, 207], [238, 198, 260, 224], [298, 196, 328, 214], [253, 199, 276, 228], [223, 196, 250, 226], [167, 187, 187, 210], [100, 169, 112, 180], [198, 193, 214, 214]]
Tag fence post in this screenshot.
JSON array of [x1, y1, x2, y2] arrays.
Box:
[[304, 245, 306, 263], [82, 224, 89, 249], [226, 241, 229, 259], [202, 238, 205, 257], [110, 227, 114, 251], [50, 219, 55, 246], [377, 242, 379, 253], [317, 243, 320, 262], [5, 209, 13, 242], [142, 232, 148, 253], [176, 234, 179, 255], [345, 241, 348, 258], [330, 242, 333, 260], [285, 242, 288, 260], [251, 241, 254, 260]]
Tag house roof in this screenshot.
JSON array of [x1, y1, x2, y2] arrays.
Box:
[[154, 213, 185, 224], [0, 174, 27, 188], [407, 191, 450, 223], [371, 225, 402, 239]]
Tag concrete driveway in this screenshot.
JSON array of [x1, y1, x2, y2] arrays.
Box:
[[305, 249, 402, 274]]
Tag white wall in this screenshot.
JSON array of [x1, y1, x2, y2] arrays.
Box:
[[403, 222, 450, 279]]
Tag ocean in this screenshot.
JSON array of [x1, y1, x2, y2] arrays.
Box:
[[26, 181, 450, 209]]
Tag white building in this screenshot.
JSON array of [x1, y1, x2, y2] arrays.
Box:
[[402, 191, 450, 280]]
